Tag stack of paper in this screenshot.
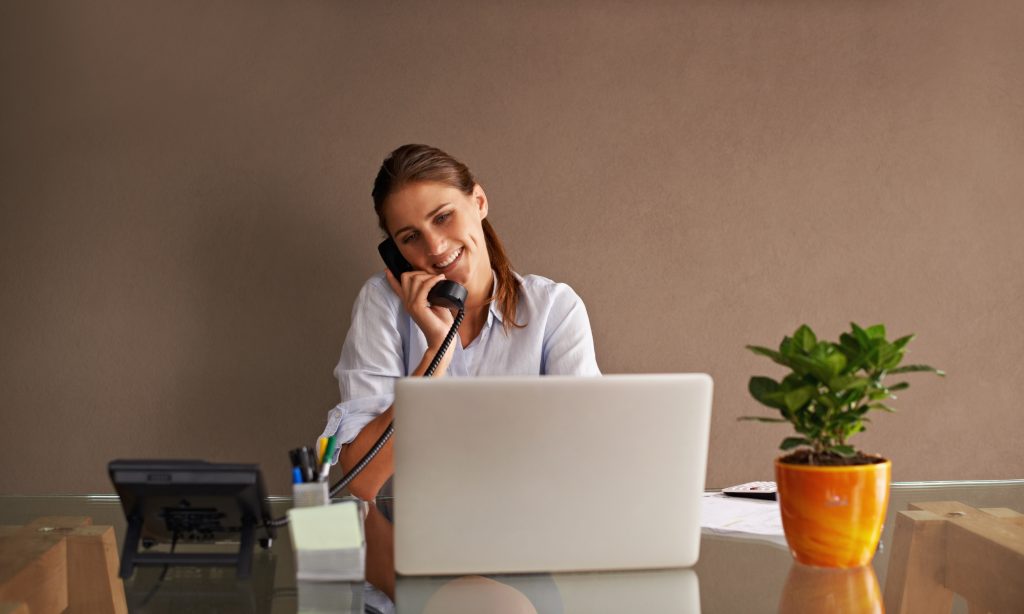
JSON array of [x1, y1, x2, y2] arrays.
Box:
[[288, 500, 365, 581], [700, 492, 788, 549]]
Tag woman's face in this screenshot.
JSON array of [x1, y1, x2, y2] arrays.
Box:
[[383, 180, 491, 294]]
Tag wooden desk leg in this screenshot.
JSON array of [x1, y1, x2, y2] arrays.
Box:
[[24, 517, 127, 614], [66, 526, 128, 614], [883, 510, 953, 614], [0, 528, 68, 614]]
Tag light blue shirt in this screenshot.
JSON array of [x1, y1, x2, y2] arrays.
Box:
[[318, 271, 601, 457]]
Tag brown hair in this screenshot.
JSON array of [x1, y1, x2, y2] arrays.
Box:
[[372, 144, 524, 332]]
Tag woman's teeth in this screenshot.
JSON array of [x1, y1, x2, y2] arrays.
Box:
[[435, 248, 462, 270]]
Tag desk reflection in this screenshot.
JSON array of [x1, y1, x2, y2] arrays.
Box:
[[124, 554, 280, 612], [363, 492, 701, 613], [395, 568, 700, 614], [778, 563, 882, 614]]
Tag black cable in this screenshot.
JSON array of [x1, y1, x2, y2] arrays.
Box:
[[137, 531, 179, 607], [267, 309, 465, 528]]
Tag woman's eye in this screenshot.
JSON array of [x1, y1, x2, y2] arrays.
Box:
[[435, 212, 451, 224], [401, 232, 418, 244]]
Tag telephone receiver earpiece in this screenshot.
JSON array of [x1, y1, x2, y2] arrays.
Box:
[[378, 238, 468, 310]]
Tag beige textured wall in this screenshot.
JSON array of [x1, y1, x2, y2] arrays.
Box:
[[1, 1, 1022, 495]]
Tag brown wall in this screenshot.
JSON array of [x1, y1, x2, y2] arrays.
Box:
[[2, 1, 1022, 495]]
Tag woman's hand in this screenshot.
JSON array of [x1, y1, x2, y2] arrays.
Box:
[[385, 269, 456, 348]]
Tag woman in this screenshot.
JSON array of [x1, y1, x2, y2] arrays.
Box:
[[319, 144, 600, 501]]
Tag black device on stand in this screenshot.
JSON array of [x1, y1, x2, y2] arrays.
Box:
[[108, 459, 276, 579]]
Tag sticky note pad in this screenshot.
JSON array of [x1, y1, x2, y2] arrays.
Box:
[[288, 501, 365, 581], [288, 501, 363, 551]]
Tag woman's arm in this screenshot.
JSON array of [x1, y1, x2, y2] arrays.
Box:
[[340, 339, 455, 500]]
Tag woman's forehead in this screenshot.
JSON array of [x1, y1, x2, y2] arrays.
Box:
[[386, 182, 466, 214], [382, 181, 466, 230]]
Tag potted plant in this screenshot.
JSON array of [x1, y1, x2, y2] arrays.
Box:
[[741, 323, 943, 568]]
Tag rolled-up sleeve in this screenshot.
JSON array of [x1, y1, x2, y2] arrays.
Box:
[[318, 275, 404, 462]]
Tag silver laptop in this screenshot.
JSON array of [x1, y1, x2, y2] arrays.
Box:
[[392, 374, 713, 575]]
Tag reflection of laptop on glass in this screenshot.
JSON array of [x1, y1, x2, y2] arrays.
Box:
[[396, 568, 700, 614], [393, 374, 713, 576]]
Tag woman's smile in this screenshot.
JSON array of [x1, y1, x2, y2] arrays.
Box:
[[433, 246, 463, 272]]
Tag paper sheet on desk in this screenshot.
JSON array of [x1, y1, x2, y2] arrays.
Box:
[[700, 492, 789, 550]]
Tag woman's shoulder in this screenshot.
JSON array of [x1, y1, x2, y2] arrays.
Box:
[[353, 272, 402, 311], [517, 273, 584, 304]]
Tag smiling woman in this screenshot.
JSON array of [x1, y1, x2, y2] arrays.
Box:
[[318, 144, 601, 503]]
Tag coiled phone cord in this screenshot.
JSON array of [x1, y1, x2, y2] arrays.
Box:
[[268, 309, 465, 528]]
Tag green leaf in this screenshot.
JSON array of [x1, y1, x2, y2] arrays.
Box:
[[747, 345, 793, 369], [865, 324, 887, 339], [790, 355, 834, 382], [748, 376, 781, 403], [816, 394, 837, 410], [851, 323, 871, 347], [737, 416, 789, 423], [831, 445, 856, 457], [824, 352, 848, 378], [869, 402, 897, 413], [835, 409, 862, 422], [889, 364, 945, 376], [892, 334, 915, 351], [784, 386, 816, 412], [839, 332, 861, 351], [793, 325, 817, 353], [829, 375, 870, 392], [887, 382, 910, 392], [780, 437, 810, 451], [877, 344, 899, 370]]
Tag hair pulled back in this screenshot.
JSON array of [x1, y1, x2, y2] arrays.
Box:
[[372, 144, 524, 332]]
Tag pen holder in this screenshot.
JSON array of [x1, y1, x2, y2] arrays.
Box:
[[293, 481, 330, 508]]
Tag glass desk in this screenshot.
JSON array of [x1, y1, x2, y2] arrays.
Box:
[[2, 480, 1022, 613]]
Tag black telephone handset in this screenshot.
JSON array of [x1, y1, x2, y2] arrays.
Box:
[[378, 238, 468, 310]]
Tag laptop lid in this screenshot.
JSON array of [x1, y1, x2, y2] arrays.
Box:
[[393, 374, 713, 575]]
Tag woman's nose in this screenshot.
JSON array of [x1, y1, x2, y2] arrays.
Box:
[[424, 231, 448, 256]]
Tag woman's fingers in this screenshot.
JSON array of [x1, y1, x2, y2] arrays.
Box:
[[385, 269, 454, 345], [411, 273, 446, 309], [385, 269, 437, 307]]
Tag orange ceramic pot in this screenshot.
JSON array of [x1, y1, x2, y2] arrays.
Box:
[[775, 457, 891, 568]]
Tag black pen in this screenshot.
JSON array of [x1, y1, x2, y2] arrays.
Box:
[[298, 447, 313, 483], [289, 449, 304, 482]]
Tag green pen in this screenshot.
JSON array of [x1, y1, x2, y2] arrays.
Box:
[[319, 435, 336, 481]]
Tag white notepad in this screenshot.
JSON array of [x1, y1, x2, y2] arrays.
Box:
[[699, 492, 788, 549]]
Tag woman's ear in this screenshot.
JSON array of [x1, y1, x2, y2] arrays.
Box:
[[473, 184, 488, 220]]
